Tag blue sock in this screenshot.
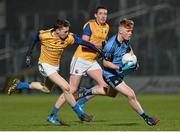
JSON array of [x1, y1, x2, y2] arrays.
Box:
[[72, 103, 84, 118], [77, 97, 88, 107], [50, 106, 59, 116], [17, 82, 29, 89]]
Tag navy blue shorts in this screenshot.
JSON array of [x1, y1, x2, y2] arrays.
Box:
[[103, 75, 124, 89]]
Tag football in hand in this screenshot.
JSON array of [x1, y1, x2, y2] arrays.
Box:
[[122, 53, 137, 65]]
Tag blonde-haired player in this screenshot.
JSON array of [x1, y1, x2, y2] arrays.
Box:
[[76, 18, 160, 126]]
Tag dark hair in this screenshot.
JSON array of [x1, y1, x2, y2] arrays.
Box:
[[95, 5, 108, 14], [53, 19, 70, 30]]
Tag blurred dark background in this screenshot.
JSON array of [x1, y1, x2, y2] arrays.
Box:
[[0, 0, 180, 93]]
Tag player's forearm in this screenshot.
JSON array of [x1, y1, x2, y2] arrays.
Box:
[[26, 32, 40, 55], [80, 40, 103, 55], [73, 34, 103, 55], [91, 42, 103, 49], [87, 39, 103, 48], [103, 60, 119, 70], [74, 33, 104, 56]]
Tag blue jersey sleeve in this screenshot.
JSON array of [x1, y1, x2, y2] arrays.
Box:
[[33, 32, 40, 43], [82, 23, 92, 36], [72, 34, 83, 44], [72, 33, 104, 57]]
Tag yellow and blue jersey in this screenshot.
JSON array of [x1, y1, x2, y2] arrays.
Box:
[[74, 19, 109, 62], [38, 29, 75, 65]]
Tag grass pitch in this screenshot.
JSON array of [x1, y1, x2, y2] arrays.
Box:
[[0, 94, 180, 131]]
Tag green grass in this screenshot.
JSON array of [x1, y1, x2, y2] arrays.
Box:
[[0, 94, 180, 131]]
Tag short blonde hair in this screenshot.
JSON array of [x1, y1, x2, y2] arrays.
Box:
[[118, 18, 134, 29]]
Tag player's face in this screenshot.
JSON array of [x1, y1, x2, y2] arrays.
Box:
[[95, 9, 108, 25], [119, 26, 133, 41], [55, 27, 69, 39]]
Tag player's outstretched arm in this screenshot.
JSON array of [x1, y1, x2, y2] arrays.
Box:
[[73, 34, 104, 57], [25, 32, 40, 67]]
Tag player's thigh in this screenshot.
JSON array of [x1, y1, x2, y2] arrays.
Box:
[[38, 63, 58, 88], [38, 63, 59, 77], [115, 82, 134, 97], [38, 63, 70, 91], [103, 75, 125, 97], [87, 63, 106, 86], [70, 56, 90, 75], [48, 72, 70, 91]]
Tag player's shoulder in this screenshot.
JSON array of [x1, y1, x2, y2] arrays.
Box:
[[68, 32, 74, 38], [39, 28, 52, 34], [66, 32, 75, 43], [104, 35, 116, 49], [105, 22, 110, 29], [38, 28, 54, 40], [107, 35, 116, 44], [88, 19, 109, 26], [39, 28, 53, 38], [87, 19, 95, 24], [84, 19, 109, 30], [84, 19, 98, 27], [83, 19, 93, 28]]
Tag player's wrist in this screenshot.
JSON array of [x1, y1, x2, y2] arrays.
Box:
[[119, 66, 122, 71]]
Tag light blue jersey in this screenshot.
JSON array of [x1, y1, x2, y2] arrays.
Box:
[[103, 35, 130, 78]]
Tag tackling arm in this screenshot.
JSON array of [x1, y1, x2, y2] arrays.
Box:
[[73, 34, 104, 58], [26, 32, 40, 56], [25, 32, 40, 67]]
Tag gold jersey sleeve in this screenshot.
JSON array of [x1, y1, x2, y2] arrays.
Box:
[[74, 19, 109, 62], [38, 29, 75, 65]]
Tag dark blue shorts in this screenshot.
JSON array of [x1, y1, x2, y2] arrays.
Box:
[[103, 75, 124, 89]]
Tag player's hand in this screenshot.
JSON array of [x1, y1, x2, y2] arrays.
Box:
[[25, 55, 32, 67], [119, 63, 136, 71]]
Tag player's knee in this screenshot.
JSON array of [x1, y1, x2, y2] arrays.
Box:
[[62, 86, 70, 92], [70, 86, 78, 93], [63, 89, 71, 95], [127, 90, 136, 100]]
